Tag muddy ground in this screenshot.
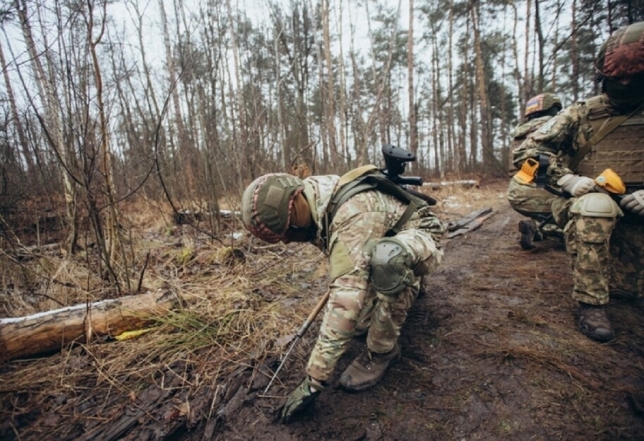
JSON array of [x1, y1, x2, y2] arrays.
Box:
[[1, 180, 644, 441], [208, 180, 644, 441]]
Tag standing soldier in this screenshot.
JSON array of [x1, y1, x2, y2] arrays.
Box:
[[514, 21, 644, 342], [508, 93, 563, 249], [241, 156, 445, 422]]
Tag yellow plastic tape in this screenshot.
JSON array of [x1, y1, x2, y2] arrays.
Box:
[[114, 328, 154, 341], [513, 158, 539, 184], [595, 168, 626, 194]]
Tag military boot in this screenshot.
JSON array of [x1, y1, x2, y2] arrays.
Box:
[[577, 303, 615, 342], [518, 219, 538, 250], [339, 344, 401, 392]]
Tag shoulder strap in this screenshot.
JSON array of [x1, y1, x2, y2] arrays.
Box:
[[337, 164, 378, 187], [326, 170, 425, 234], [568, 102, 644, 170]]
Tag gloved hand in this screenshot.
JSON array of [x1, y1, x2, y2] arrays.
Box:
[[281, 376, 325, 423], [620, 190, 644, 216], [557, 174, 596, 197]]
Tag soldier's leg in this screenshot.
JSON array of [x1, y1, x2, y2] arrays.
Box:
[[306, 208, 390, 383], [366, 228, 441, 352], [508, 179, 559, 249], [560, 193, 620, 342], [355, 285, 376, 337], [339, 228, 442, 391], [609, 222, 644, 299]]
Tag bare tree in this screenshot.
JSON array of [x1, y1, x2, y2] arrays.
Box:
[[407, 0, 418, 173]]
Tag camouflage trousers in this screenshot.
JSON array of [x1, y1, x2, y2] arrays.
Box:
[[552, 195, 644, 305], [306, 200, 443, 382], [507, 178, 558, 224]]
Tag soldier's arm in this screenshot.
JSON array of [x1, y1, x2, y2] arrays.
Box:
[[514, 105, 584, 185]]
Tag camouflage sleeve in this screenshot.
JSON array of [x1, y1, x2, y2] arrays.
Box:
[[513, 104, 585, 185]]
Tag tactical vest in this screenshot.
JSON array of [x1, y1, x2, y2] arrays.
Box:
[[325, 166, 428, 236], [576, 95, 644, 190]]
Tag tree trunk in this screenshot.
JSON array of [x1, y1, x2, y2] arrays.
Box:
[[571, 0, 579, 102], [523, 0, 532, 100], [407, 0, 418, 174], [535, 0, 545, 91], [322, 0, 338, 168], [447, 0, 456, 175], [16, 0, 79, 253], [0, 42, 35, 178], [510, 2, 525, 117], [0, 290, 181, 362]]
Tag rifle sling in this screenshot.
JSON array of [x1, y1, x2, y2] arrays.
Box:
[[326, 173, 420, 236]]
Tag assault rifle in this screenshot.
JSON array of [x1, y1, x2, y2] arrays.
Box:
[[381, 144, 437, 206]]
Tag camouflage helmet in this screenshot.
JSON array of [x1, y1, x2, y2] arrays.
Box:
[[524, 93, 562, 117], [595, 21, 644, 79], [241, 173, 305, 243]]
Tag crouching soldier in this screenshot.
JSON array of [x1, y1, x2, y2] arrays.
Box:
[[508, 93, 563, 250], [241, 159, 445, 422]]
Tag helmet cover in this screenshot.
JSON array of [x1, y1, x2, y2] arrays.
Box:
[[525, 93, 562, 117], [241, 173, 304, 243], [596, 21, 644, 78]]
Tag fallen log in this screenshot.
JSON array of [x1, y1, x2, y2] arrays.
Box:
[[0, 290, 181, 362], [447, 210, 496, 238], [447, 207, 493, 232]]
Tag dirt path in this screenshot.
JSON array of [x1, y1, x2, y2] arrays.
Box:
[[2, 182, 643, 441], [208, 182, 644, 441]]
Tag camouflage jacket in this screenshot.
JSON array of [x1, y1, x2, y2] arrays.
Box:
[[514, 94, 628, 190], [302, 173, 444, 279], [509, 115, 554, 173]]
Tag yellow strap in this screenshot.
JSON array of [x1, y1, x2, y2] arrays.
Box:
[[338, 164, 378, 187], [513, 158, 539, 184]]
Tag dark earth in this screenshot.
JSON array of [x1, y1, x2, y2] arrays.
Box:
[[207, 180, 644, 441], [2, 180, 644, 441]]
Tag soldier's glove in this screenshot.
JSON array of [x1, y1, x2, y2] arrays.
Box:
[[620, 190, 644, 216], [557, 174, 596, 197], [281, 376, 325, 424]]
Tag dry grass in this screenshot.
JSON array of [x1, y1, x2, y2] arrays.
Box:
[[0, 203, 327, 439]]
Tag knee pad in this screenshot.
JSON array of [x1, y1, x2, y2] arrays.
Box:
[[370, 238, 415, 297], [570, 192, 623, 218]]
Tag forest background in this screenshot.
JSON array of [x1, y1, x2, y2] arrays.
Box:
[[0, 0, 643, 297]]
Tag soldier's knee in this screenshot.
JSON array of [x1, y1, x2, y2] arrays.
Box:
[[570, 193, 621, 244], [370, 237, 415, 297], [571, 193, 622, 218]]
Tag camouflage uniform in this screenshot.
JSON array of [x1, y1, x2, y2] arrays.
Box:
[[508, 94, 564, 246], [300, 175, 445, 381], [508, 116, 559, 222], [518, 93, 644, 306]]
